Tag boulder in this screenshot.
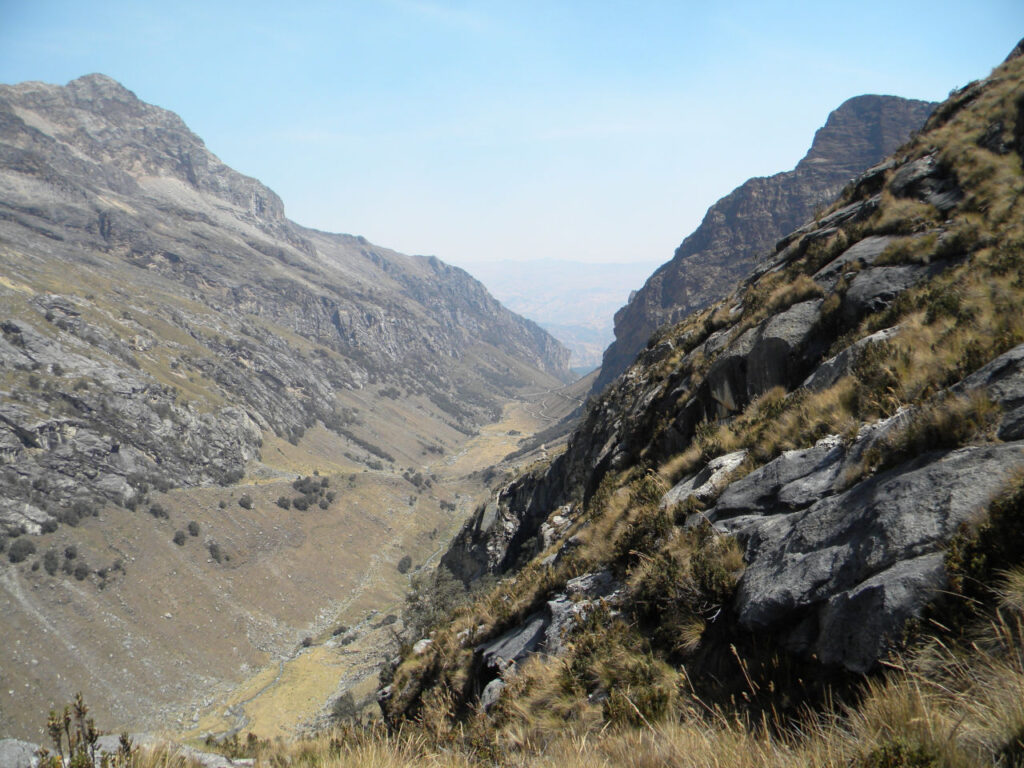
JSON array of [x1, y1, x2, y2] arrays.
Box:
[[955, 342, 1024, 440], [813, 235, 897, 286], [0, 739, 39, 768], [733, 441, 1024, 671], [840, 265, 931, 324], [815, 554, 946, 673], [705, 299, 823, 413], [711, 436, 844, 520], [801, 327, 899, 391], [477, 613, 549, 674], [661, 450, 747, 509], [479, 678, 506, 712]]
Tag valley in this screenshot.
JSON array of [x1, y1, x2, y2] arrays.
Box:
[[0, 379, 583, 741]]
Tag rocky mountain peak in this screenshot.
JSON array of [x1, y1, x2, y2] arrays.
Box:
[[797, 94, 933, 174], [593, 93, 936, 393], [0, 73, 287, 227]]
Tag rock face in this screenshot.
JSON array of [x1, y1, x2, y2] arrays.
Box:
[[435, 45, 1024, 683], [594, 95, 936, 393], [0, 74, 570, 532]]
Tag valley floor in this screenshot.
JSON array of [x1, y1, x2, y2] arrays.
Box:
[[0, 381, 583, 743]]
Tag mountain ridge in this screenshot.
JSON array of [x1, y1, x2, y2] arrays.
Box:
[[594, 93, 937, 392]]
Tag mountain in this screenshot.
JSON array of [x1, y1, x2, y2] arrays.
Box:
[[0, 74, 572, 738], [0, 73, 570, 536], [380, 41, 1024, 763], [462, 259, 660, 371], [594, 94, 937, 393]]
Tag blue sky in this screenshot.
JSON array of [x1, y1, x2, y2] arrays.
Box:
[[1, 1, 1021, 267]]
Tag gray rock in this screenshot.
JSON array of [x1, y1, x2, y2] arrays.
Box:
[[815, 554, 946, 673], [661, 449, 747, 509], [813, 235, 898, 285], [706, 299, 822, 413], [0, 739, 39, 768], [544, 596, 578, 657], [477, 612, 549, 673], [840, 265, 930, 324], [801, 327, 899, 392], [711, 436, 844, 520], [734, 442, 1024, 670], [479, 678, 506, 712], [955, 342, 1024, 440], [888, 153, 963, 212], [565, 569, 619, 600]]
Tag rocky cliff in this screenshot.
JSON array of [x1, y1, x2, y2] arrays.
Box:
[[594, 94, 936, 393], [385, 43, 1024, 728], [0, 74, 570, 536]]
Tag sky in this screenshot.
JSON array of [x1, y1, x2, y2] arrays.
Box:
[[0, 1, 1021, 269]]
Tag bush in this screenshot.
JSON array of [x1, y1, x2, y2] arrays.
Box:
[[73, 561, 89, 581], [64, 545, 77, 560], [173, 531, 187, 546], [148, 503, 169, 519], [238, 494, 253, 510], [218, 500, 227, 509], [397, 555, 413, 574], [43, 549, 59, 575], [292, 496, 309, 512], [188, 521, 200, 536], [276, 496, 291, 510], [8, 537, 36, 563], [208, 542, 223, 563]]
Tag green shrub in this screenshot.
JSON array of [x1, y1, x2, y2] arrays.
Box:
[[188, 521, 200, 536], [8, 537, 36, 563], [238, 494, 253, 510], [43, 549, 59, 575], [73, 561, 89, 581], [860, 738, 939, 768], [173, 530, 187, 546], [208, 542, 223, 563], [276, 496, 291, 510], [148, 503, 168, 519], [397, 555, 413, 574]]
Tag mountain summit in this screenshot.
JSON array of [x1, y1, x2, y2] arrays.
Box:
[[594, 94, 936, 392]]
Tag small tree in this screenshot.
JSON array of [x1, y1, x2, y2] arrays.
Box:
[[238, 494, 253, 510], [276, 496, 291, 510], [8, 537, 36, 563], [43, 549, 59, 575], [187, 521, 200, 536], [173, 531, 187, 546], [396, 555, 413, 574]]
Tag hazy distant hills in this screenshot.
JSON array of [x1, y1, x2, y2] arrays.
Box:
[[594, 94, 937, 392], [464, 259, 659, 372]]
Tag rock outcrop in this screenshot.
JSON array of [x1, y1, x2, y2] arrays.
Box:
[[594, 94, 936, 393]]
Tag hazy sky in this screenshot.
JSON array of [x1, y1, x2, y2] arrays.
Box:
[[1, 1, 1021, 268]]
